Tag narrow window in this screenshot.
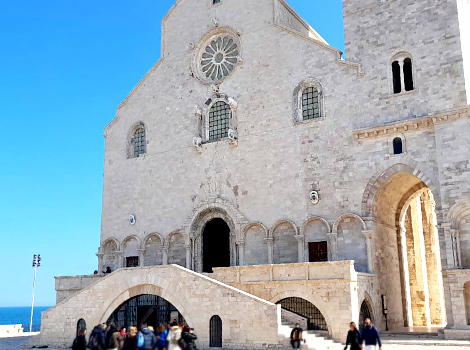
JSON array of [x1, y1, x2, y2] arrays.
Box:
[[209, 101, 231, 141], [210, 315, 222, 348], [403, 58, 414, 91], [392, 61, 401, 94], [213, 0, 221, 4], [393, 137, 403, 155], [133, 127, 146, 157], [302, 87, 320, 120]]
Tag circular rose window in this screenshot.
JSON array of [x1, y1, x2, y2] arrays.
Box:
[[193, 31, 241, 84]]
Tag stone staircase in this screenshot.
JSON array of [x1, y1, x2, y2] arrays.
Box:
[[279, 310, 344, 350], [381, 329, 470, 347]]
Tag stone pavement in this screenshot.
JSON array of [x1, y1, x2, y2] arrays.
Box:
[[2, 334, 470, 350]]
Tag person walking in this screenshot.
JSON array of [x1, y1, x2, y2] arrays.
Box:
[[290, 323, 303, 350], [344, 322, 362, 350], [180, 326, 197, 350], [122, 327, 138, 350], [166, 322, 182, 350], [88, 325, 106, 350], [137, 323, 157, 350], [72, 328, 87, 350], [156, 325, 169, 350], [361, 318, 382, 350]]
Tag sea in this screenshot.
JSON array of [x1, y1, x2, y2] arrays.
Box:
[[0, 306, 51, 332]]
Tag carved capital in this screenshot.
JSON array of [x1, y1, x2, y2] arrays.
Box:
[[235, 240, 245, 246], [362, 230, 373, 239], [294, 235, 305, 243]]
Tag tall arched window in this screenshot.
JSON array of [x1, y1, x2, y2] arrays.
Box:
[[209, 315, 223, 348], [77, 319, 86, 337], [293, 79, 323, 123], [209, 101, 231, 141], [391, 53, 415, 94], [132, 127, 146, 157]]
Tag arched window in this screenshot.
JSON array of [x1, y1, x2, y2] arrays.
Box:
[[132, 127, 146, 157], [390, 53, 415, 94], [77, 319, 86, 337], [302, 86, 320, 120], [293, 79, 323, 123], [210, 315, 223, 348], [392, 61, 401, 94], [209, 101, 231, 141], [393, 137, 403, 155]]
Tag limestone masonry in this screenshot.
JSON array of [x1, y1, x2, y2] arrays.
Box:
[[41, 0, 470, 348]]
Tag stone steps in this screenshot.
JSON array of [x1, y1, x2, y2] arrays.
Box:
[[279, 323, 344, 350]]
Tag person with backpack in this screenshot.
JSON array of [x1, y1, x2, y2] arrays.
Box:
[[137, 323, 157, 350], [88, 324, 106, 350], [156, 325, 169, 350], [180, 326, 197, 350], [72, 328, 87, 350], [166, 322, 182, 350]]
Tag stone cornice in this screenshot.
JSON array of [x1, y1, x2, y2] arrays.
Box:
[[353, 106, 470, 140]]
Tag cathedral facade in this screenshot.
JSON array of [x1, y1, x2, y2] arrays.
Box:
[[41, 0, 470, 347]]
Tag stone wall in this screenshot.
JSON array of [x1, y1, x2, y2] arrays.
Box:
[[42, 265, 283, 349], [55, 275, 103, 304]]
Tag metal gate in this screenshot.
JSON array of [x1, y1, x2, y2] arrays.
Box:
[[209, 315, 222, 348], [277, 297, 328, 331], [106, 294, 185, 329], [359, 300, 372, 328]]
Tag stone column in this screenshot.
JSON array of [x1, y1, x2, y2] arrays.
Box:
[[399, 60, 405, 93], [236, 241, 245, 266], [116, 251, 125, 268], [185, 245, 191, 269], [96, 251, 104, 273], [295, 235, 305, 263], [362, 230, 374, 273], [327, 232, 338, 261], [450, 229, 462, 268], [162, 246, 169, 265], [138, 249, 145, 267], [441, 223, 455, 269], [265, 238, 274, 264]]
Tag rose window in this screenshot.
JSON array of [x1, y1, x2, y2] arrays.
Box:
[[193, 31, 241, 84]]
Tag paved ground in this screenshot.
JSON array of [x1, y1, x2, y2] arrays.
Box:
[[1, 334, 470, 350]]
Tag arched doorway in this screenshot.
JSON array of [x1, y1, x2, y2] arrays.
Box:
[[359, 300, 373, 328], [106, 294, 185, 330], [209, 315, 223, 348], [276, 297, 328, 331], [371, 169, 446, 328], [203, 218, 230, 273]]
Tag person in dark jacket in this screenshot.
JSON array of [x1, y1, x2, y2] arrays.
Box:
[[344, 322, 362, 350], [290, 323, 303, 350], [122, 326, 138, 350], [72, 328, 87, 350], [361, 318, 382, 350], [88, 325, 106, 350], [137, 324, 157, 350], [180, 326, 197, 350]]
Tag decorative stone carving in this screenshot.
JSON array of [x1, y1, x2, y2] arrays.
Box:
[[192, 28, 242, 85]]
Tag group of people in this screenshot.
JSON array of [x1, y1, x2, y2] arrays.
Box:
[[290, 318, 382, 350], [72, 321, 197, 350]]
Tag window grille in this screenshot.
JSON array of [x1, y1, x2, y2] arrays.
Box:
[[302, 87, 320, 120], [210, 315, 223, 347], [209, 101, 231, 141], [133, 127, 146, 157], [126, 256, 139, 267], [276, 297, 328, 331]]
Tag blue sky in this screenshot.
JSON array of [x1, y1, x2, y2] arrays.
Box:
[[0, 0, 345, 307]]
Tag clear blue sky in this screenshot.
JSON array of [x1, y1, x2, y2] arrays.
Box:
[[0, 0, 345, 307]]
